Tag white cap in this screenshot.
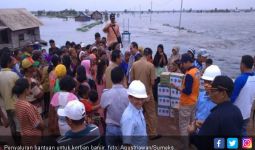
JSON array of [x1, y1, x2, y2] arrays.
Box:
[[127, 80, 148, 99], [57, 100, 86, 120], [201, 65, 221, 81]]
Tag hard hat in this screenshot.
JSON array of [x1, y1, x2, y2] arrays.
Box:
[[201, 65, 221, 81], [127, 80, 148, 99]]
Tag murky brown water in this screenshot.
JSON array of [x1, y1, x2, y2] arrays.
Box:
[[40, 12, 255, 78]]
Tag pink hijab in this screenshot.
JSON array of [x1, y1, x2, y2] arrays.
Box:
[[81, 60, 92, 79]]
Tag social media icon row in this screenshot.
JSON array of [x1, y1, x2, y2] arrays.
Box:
[[214, 138, 252, 149]]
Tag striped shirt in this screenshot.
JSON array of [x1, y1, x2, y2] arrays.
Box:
[[15, 100, 42, 145]]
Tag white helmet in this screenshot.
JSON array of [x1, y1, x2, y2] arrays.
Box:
[[127, 80, 148, 99], [201, 65, 221, 81]]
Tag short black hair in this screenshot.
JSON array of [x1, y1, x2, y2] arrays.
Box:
[[49, 39, 55, 44], [206, 58, 213, 65], [59, 75, 76, 92], [51, 55, 60, 67], [111, 50, 121, 62], [157, 44, 164, 51], [212, 75, 234, 97], [77, 84, 89, 98], [241, 55, 254, 69], [111, 66, 124, 84], [88, 90, 98, 103], [95, 32, 101, 38], [62, 55, 71, 68], [0, 49, 12, 68], [65, 41, 71, 46], [131, 42, 138, 49], [143, 47, 153, 56], [12, 78, 29, 96], [69, 117, 85, 126], [76, 65, 87, 83]]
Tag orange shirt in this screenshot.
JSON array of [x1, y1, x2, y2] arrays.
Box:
[[104, 22, 120, 46], [180, 67, 200, 106]]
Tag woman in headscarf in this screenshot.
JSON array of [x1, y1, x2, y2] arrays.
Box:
[[167, 46, 181, 71], [81, 60, 97, 90], [153, 44, 168, 102], [89, 54, 97, 81]]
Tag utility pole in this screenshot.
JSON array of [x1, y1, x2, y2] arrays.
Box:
[[178, 0, 183, 31], [151, 1, 153, 11]]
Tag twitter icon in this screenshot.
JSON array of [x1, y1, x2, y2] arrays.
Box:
[[227, 138, 238, 149]]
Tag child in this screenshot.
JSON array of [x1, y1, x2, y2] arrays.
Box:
[[78, 85, 100, 113]]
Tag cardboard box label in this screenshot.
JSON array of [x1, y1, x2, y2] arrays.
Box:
[[158, 96, 171, 106], [158, 106, 170, 117]]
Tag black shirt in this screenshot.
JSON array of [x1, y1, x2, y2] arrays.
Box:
[[49, 47, 60, 56], [193, 101, 243, 150]]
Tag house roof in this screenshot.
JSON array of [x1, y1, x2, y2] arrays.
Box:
[[0, 8, 43, 31], [91, 11, 103, 15]]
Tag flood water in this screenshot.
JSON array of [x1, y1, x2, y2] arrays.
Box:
[[39, 12, 255, 78]]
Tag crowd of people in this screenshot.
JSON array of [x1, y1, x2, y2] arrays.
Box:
[[0, 13, 255, 149]]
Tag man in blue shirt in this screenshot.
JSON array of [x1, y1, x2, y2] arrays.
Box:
[[121, 80, 148, 148], [194, 65, 221, 126], [191, 76, 243, 150], [231, 55, 255, 135], [194, 49, 209, 72]]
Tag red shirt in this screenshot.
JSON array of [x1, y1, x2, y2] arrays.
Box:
[[80, 99, 93, 113]]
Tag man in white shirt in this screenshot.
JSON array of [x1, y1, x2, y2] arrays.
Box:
[[100, 67, 129, 146], [121, 80, 148, 147]]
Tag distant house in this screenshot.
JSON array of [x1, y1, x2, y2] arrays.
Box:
[[75, 12, 91, 22], [90, 11, 103, 20], [0, 8, 43, 50]]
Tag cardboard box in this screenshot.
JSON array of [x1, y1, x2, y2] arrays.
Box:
[[158, 84, 170, 97], [170, 88, 181, 99], [158, 106, 170, 117], [170, 98, 179, 108], [169, 73, 184, 87], [158, 96, 171, 107], [160, 72, 171, 85]]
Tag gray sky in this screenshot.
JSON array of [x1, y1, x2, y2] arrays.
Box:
[[0, 0, 255, 11]]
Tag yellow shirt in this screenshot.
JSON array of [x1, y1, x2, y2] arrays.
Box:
[[0, 68, 19, 110]]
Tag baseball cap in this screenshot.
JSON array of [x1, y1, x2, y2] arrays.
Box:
[[57, 100, 86, 120], [197, 49, 209, 57], [21, 57, 35, 69], [181, 53, 193, 63]]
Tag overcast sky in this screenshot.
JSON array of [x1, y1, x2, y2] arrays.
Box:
[[1, 0, 255, 11]]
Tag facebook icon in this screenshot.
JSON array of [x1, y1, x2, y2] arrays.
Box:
[[214, 138, 225, 149]]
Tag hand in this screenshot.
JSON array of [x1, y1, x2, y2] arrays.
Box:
[[195, 120, 204, 128], [170, 83, 177, 89], [187, 121, 196, 133]]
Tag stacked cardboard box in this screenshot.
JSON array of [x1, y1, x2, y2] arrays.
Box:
[[160, 72, 171, 85], [169, 73, 184, 110], [157, 84, 171, 116], [157, 72, 185, 117]]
